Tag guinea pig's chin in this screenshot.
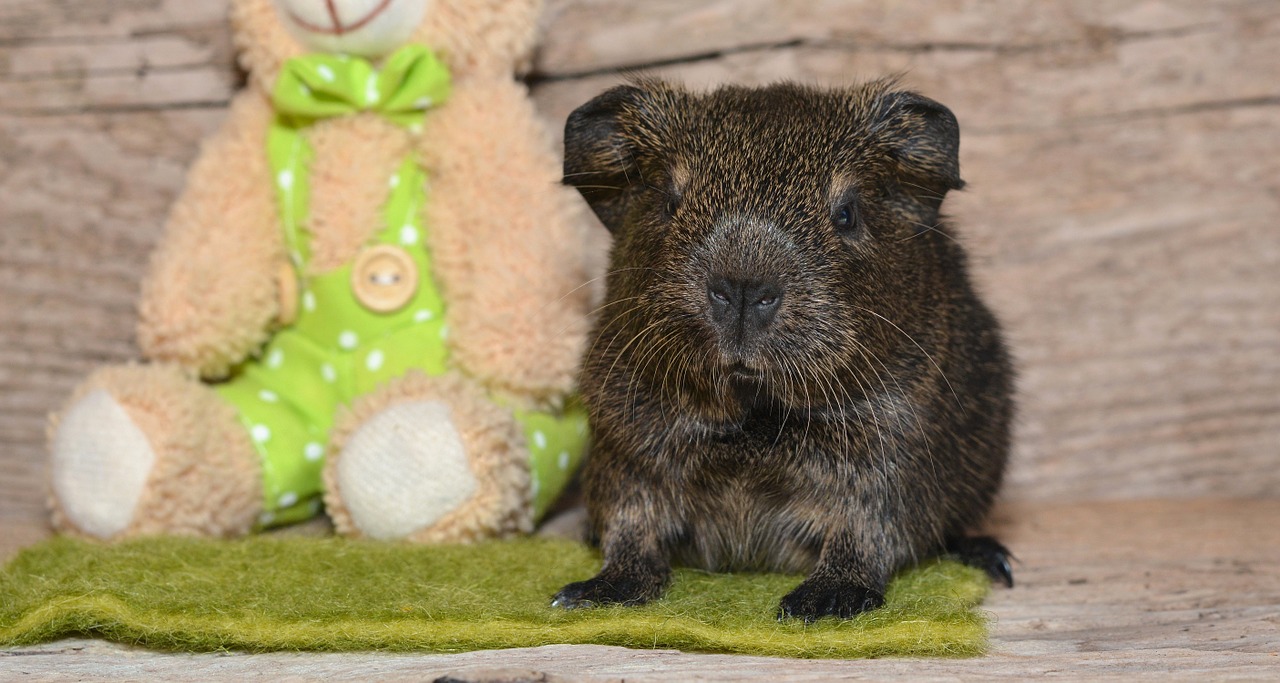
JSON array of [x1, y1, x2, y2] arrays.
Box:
[[724, 360, 764, 381]]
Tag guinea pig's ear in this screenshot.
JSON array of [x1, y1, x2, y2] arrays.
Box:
[[876, 91, 965, 208], [563, 85, 647, 233]]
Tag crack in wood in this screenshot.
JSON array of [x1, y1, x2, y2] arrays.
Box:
[[0, 21, 226, 47], [969, 96, 1280, 135], [527, 38, 805, 84], [0, 62, 230, 83], [0, 100, 231, 117], [528, 23, 1220, 83], [812, 22, 1221, 56]]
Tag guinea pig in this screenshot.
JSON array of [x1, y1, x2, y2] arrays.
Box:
[[551, 78, 1015, 621]]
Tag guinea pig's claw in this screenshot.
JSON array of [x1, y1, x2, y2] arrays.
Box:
[[777, 578, 885, 622], [947, 535, 1016, 588], [550, 580, 599, 610], [551, 574, 660, 610]]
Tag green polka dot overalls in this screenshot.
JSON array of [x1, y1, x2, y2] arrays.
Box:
[[214, 45, 587, 529]]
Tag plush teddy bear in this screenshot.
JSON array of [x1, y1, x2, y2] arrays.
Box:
[[47, 0, 593, 543]]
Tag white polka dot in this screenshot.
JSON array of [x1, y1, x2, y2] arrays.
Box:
[[277, 169, 294, 190], [414, 309, 434, 323], [258, 389, 278, 403], [399, 225, 419, 245], [302, 291, 316, 312], [558, 451, 570, 470], [316, 64, 335, 82], [321, 363, 337, 383], [278, 491, 298, 508], [365, 74, 379, 105], [530, 472, 540, 497], [258, 511, 275, 526], [532, 430, 547, 450], [414, 96, 433, 109], [304, 442, 324, 462], [251, 424, 271, 443], [266, 348, 284, 369], [338, 330, 359, 350], [388, 174, 400, 189], [366, 349, 384, 372]]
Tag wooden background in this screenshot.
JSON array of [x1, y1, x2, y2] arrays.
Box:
[[2, 1, 1279, 677], [2, 1, 1278, 537]]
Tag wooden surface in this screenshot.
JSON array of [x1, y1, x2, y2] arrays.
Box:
[[2, 0, 1279, 678], [2, 1, 1277, 532], [3, 499, 1278, 680]]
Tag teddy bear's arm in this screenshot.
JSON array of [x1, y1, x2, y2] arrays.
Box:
[[137, 91, 285, 379], [420, 79, 593, 405]]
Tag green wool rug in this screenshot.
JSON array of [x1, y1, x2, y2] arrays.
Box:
[[0, 536, 991, 657]]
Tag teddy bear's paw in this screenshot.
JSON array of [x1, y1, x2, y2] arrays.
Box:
[[332, 400, 479, 539], [50, 389, 157, 538]]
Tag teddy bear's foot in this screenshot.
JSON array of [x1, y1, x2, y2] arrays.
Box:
[[49, 364, 262, 539], [325, 372, 532, 542], [331, 400, 477, 539], [50, 389, 156, 538]]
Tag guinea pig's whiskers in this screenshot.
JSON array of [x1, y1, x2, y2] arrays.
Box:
[[602, 318, 667, 407], [835, 344, 888, 486], [835, 361, 874, 468], [631, 327, 682, 415], [898, 180, 947, 203], [898, 220, 959, 244], [855, 339, 935, 513], [778, 353, 808, 455], [582, 307, 642, 364], [545, 267, 666, 335], [851, 305, 966, 417], [568, 184, 626, 192]]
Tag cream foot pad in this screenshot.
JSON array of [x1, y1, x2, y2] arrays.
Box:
[[50, 389, 156, 538], [333, 400, 477, 539]]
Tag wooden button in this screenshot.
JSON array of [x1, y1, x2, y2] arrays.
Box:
[[351, 244, 418, 313], [276, 262, 299, 326]]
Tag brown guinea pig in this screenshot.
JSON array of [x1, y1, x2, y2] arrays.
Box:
[[551, 78, 1015, 621]]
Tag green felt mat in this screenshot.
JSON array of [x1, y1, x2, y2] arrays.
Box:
[[0, 536, 991, 657]]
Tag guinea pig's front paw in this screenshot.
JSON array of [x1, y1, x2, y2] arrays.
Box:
[[550, 573, 663, 610], [777, 577, 885, 622], [947, 535, 1016, 588]]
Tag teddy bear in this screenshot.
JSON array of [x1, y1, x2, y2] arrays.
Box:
[[46, 0, 594, 543]]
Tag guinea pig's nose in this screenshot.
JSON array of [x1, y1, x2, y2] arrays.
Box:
[[708, 275, 783, 342]]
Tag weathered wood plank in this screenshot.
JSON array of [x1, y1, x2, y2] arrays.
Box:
[[2, 1, 1278, 530], [0, 108, 226, 524], [530, 41, 1280, 501], [4, 500, 1278, 679]]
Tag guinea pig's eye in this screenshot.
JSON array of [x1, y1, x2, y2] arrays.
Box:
[[832, 199, 862, 236], [664, 194, 680, 218]]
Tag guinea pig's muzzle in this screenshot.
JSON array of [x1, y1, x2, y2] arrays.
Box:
[[697, 215, 794, 365]]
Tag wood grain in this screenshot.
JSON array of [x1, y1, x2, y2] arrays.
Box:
[[2, 0, 1278, 540]]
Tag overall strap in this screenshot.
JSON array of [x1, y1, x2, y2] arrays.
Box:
[[265, 45, 452, 264]]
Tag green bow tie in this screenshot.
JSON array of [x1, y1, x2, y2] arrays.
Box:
[[272, 44, 451, 127]]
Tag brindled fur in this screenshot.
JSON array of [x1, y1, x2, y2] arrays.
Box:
[[553, 78, 1015, 621]]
